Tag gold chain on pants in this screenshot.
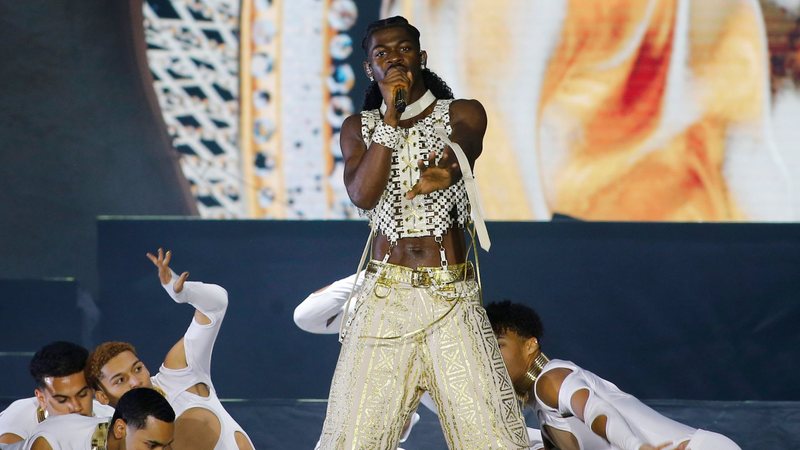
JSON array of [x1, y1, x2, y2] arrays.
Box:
[[319, 261, 530, 449]]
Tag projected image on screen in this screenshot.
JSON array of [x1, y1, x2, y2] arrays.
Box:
[[148, 0, 800, 222]]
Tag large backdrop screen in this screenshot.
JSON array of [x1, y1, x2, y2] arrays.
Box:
[[145, 0, 800, 221]]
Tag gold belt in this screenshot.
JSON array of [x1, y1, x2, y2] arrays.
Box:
[[366, 261, 474, 287]]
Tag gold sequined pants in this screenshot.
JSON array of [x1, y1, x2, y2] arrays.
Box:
[[318, 261, 529, 450]]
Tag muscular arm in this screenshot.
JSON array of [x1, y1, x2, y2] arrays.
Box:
[[447, 99, 487, 169], [341, 114, 396, 209], [344, 61, 418, 209]]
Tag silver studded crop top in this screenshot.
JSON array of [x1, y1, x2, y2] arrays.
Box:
[[360, 99, 470, 244]]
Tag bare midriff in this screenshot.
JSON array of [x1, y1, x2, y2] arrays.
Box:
[[373, 227, 467, 268]]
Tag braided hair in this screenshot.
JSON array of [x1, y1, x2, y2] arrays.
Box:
[[361, 16, 420, 54], [361, 16, 454, 111]]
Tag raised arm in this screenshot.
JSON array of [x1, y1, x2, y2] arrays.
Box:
[[341, 114, 393, 209], [147, 249, 228, 375], [147, 248, 229, 325], [343, 63, 416, 209], [146, 248, 196, 315]]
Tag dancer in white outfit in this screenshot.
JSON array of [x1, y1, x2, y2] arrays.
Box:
[[0, 342, 113, 445], [84, 249, 253, 450], [25, 388, 174, 450], [484, 300, 741, 450], [0, 398, 113, 450], [26, 414, 110, 450]]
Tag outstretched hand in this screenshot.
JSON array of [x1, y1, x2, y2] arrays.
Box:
[[405, 148, 460, 200], [146, 248, 189, 293]]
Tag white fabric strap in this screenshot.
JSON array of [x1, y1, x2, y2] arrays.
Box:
[[434, 128, 491, 251], [338, 227, 375, 342]]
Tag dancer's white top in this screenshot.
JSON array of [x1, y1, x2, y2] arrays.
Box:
[[533, 359, 741, 450], [152, 274, 253, 450], [0, 397, 113, 442], [23, 414, 108, 450]]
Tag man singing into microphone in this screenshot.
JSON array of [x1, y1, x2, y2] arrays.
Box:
[[317, 16, 529, 450]]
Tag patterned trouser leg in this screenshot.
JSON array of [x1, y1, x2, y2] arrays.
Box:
[[318, 263, 529, 450]]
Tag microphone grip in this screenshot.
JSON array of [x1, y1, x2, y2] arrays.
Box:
[[394, 88, 407, 114]]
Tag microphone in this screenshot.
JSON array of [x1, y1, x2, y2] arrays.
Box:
[[394, 88, 407, 114]]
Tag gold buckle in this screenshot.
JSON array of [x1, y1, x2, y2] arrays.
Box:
[[410, 271, 427, 286]]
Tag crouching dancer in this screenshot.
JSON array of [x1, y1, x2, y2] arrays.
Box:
[[485, 301, 741, 450], [0, 342, 114, 446], [85, 249, 253, 450], [26, 388, 174, 450]]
